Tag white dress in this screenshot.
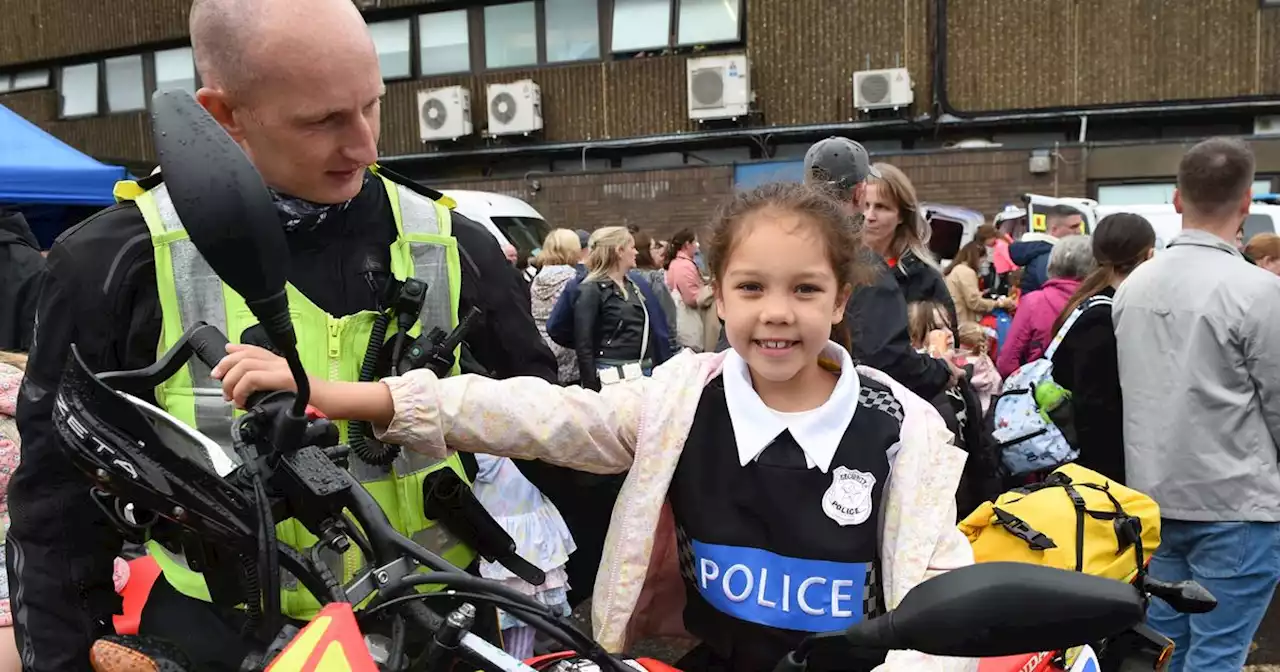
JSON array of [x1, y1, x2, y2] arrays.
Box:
[[472, 454, 577, 629]]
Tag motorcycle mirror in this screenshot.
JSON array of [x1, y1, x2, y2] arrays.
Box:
[[150, 89, 296, 351], [844, 562, 1144, 658]]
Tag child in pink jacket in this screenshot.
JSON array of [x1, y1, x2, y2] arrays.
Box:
[[0, 355, 131, 672], [214, 183, 976, 672]]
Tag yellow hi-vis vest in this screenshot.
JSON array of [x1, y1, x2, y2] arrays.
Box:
[[114, 169, 478, 619]]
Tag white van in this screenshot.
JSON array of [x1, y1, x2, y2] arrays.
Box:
[[923, 203, 986, 263], [1093, 202, 1280, 250], [1011, 193, 1280, 250], [442, 189, 552, 260]]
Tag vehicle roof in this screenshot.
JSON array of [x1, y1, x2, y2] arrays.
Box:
[[441, 189, 545, 220]]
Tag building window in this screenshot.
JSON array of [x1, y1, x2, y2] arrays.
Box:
[[419, 10, 471, 75], [370, 18, 412, 79], [485, 3, 538, 68], [105, 54, 146, 113], [60, 62, 100, 118], [611, 0, 670, 52], [9, 70, 50, 91], [155, 47, 196, 94], [545, 0, 600, 63], [677, 0, 741, 45]]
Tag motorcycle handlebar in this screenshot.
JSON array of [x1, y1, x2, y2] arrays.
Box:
[[189, 324, 231, 370]]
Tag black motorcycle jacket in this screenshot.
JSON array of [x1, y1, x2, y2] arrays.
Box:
[[4, 170, 556, 672]]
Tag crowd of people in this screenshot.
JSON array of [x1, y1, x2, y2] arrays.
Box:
[[0, 0, 1278, 670]]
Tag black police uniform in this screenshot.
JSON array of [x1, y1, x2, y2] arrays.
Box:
[[668, 360, 904, 672]]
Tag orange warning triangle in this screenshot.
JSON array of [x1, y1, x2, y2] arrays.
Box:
[[265, 603, 378, 672]]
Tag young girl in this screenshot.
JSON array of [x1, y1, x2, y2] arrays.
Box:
[[472, 454, 576, 659], [905, 300, 954, 358], [213, 183, 974, 672], [953, 322, 1001, 414], [0, 353, 132, 672]]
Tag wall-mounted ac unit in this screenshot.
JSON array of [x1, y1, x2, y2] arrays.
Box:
[[853, 67, 913, 111], [486, 80, 543, 137], [687, 53, 751, 121], [417, 86, 473, 142]]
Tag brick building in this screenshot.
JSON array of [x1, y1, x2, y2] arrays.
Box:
[[5, 0, 1280, 237]]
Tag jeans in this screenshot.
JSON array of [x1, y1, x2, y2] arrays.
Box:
[[1146, 519, 1280, 671]]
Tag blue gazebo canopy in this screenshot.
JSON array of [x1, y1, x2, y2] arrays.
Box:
[[0, 103, 125, 206]]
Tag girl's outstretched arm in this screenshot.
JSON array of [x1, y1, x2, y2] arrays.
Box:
[[212, 344, 641, 474]]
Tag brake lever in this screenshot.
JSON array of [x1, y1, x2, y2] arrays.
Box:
[[99, 323, 221, 393]]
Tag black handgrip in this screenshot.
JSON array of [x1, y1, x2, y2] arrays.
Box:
[[189, 322, 231, 369]]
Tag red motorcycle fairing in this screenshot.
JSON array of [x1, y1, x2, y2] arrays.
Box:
[[978, 650, 1062, 672]]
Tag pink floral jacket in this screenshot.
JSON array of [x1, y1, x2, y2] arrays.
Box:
[[375, 349, 977, 671]]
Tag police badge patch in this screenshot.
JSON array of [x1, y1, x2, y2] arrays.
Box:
[[821, 466, 876, 526]]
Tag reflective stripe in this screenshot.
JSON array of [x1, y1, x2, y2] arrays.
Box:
[[147, 185, 238, 456]]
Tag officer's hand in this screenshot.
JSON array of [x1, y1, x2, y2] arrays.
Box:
[[211, 344, 297, 408]]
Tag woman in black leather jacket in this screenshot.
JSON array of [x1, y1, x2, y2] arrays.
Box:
[[573, 226, 659, 390]]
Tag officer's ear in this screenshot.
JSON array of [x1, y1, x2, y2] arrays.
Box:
[[197, 87, 248, 143]]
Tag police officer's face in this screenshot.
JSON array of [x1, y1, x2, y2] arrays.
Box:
[[203, 23, 384, 204]]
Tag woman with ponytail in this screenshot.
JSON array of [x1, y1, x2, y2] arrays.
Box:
[[1049, 213, 1156, 484]]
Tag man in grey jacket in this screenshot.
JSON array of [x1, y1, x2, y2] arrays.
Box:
[[1114, 137, 1280, 671]]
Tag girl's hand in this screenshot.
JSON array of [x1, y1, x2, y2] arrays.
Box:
[[925, 329, 954, 357], [210, 344, 299, 408]]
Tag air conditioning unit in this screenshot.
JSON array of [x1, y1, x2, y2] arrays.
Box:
[[853, 67, 914, 112], [417, 86, 473, 142], [486, 80, 543, 137], [687, 53, 751, 121]]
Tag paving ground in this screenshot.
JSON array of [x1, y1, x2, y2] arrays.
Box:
[[1249, 595, 1280, 666]]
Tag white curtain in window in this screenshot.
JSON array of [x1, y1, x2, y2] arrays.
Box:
[[546, 0, 600, 62], [60, 63, 99, 117], [485, 3, 538, 68], [155, 47, 196, 94], [370, 19, 412, 79], [611, 0, 670, 52], [420, 10, 471, 75], [12, 70, 49, 90], [677, 0, 741, 45], [106, 55, 146, 113]]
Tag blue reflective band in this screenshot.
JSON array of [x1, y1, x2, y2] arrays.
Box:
[[690, 539, 868, 633]]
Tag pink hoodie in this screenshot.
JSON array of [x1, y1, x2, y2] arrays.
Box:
[[997, 277, 1082, 377], [0, 364, 130, 628]]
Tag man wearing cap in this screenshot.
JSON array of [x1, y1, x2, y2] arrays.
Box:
[[786, 137, 960, 399]]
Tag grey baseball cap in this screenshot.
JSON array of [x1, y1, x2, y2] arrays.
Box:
[[803, 137, 881, 190]]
